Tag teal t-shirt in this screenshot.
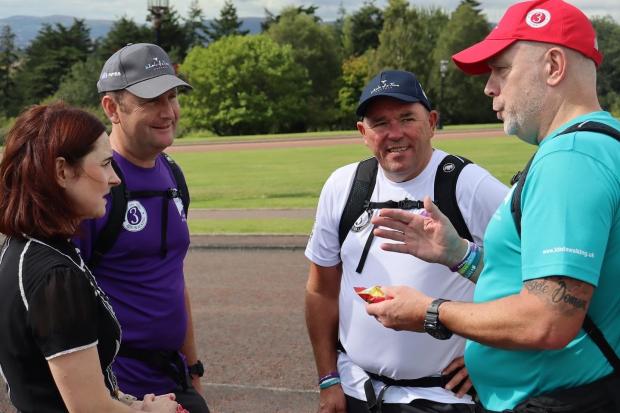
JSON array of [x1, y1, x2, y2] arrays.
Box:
[[465, 112, 620, 411]]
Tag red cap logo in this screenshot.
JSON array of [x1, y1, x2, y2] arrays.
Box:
[[526, 9, 551, 28]]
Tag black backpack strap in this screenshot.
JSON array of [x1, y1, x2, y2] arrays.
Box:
[[117, 344, 188, 390], [511, 121, 620, 237], [583, 315, 620, 374], [338, 157, 378, 246], [561, 121, 620, 140], [510, 154, 535, 237], [434, 154, 474, 242], [510, 121, 620, 373], [162, 152, 190, 216], [89, 154, 191, 268], [88, 160, 127, 269]]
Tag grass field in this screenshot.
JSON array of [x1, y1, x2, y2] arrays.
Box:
[[188, 218, 314, 234], [179, 136, 536, 234]]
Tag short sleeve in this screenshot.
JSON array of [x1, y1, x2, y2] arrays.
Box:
[[27, 266, 99, 360], [305, 165, 356, 267], [521, 150, 615, 285]]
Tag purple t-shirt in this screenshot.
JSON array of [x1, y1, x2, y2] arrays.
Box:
[[76, 151, 190, 397]]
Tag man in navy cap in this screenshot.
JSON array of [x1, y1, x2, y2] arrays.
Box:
[[76, 43, 210, 412], [304, 69, 507, 413], [366, 1, 620, 412]]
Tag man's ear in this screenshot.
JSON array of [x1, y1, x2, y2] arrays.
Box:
[[55, 157, 72, 188], [428, 110, 439, 132], [101, 95, 120, 124], [357, 120, 369, 146], [545, 47, 567, 87]]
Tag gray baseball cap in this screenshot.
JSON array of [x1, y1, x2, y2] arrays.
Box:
[[97, 43, 192, 99]]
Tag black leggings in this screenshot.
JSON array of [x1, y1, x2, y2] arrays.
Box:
[[173, 378, 210, 413]]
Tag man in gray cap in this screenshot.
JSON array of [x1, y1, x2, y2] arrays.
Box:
[[76, 43, 210, 412], [304, 69, 507, 413]]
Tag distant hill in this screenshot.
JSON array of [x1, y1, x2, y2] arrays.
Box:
[[0, 15, 265, 49]]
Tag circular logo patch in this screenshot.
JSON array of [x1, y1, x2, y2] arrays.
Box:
[[526, 9, 551, 28], [442, 163, 456, 173], [352, 210, 372, 233], [123, 200, 148, 232]]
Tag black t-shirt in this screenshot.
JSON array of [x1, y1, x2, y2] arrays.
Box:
[[0, 236, 121, 413]]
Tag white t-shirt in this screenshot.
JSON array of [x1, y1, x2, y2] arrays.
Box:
[[305, 149, 508, 404]]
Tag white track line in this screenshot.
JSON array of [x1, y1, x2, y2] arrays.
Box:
[[203, 381, 318, 394]]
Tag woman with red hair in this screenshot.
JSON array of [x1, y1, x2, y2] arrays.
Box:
[[0, 103, 180, 413]]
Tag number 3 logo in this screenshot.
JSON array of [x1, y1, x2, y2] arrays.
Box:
[[526, 9, 551, 28], [123, 201, 148, 232]]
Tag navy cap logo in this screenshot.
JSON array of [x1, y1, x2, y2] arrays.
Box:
[[371, 80, 400, 96], [356, 70, 432, 117]]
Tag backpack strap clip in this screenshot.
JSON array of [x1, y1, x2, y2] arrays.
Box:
[[167, 188, 181, 199]]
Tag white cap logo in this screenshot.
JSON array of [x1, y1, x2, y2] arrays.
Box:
[[526, 9, 551, 28]]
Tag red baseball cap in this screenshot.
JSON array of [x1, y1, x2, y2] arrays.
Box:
[[452, 0, 603, 75]]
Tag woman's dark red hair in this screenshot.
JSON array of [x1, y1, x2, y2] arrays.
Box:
[[0, 102, 106, 239]]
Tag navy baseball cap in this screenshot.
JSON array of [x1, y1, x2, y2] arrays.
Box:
[[356, 70, 432, 117], [97, 43, 191, 99]]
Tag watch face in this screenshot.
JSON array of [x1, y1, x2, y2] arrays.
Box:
[[426, 323, 453, 340]]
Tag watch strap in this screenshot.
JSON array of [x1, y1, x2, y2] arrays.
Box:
[[187, 360, 204, 377], [424, 298, 453, 340]]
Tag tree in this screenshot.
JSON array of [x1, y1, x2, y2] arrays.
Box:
[[54, 54, 102, 109], [430, 0, 494, 124], [261, 5, 321, 31], [0, 25, 18, 115], [184, 0, 209, 48], [206, 0, 249, 42], [180, 35, 311, 135], [592, 16, 620, 117], [342, 1, 384, 57], [373, 0, 448, 88], [157, 7, 192, 62], [96, 17, 151, 60], [338, 51, 375, 124], [14, 19, 92, 107], [267, 6, 342, 129], [333, 1, 347, 43]]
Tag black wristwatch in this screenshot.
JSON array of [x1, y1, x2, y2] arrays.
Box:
[[188, 360, 204, 378], [424, 299, 453, 340]]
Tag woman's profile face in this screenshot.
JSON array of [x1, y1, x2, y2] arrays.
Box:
[[63, 132, 121, 220]]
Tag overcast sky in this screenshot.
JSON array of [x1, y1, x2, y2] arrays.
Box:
[[0, 0, 618, 23]]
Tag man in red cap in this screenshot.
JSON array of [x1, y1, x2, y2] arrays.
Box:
[[363, 1, 620, 412]]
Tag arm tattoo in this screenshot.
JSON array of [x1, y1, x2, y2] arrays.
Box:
[[551, 280, 587, 310], [524, 277, 589, 315]]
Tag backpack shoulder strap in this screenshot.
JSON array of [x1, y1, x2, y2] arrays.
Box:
[[510, 121, 620, 373], [561, 121, 620, 141], [583, 315, 620, 374], [511, 121, 620, 237], [88, 159, 128, 269], [338, 157, 378, 246], [510, 154, 536, 237], [162, 152, 190, 216], [434, 154, 474, 242]]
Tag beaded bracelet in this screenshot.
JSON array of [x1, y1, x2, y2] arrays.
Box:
[[318, 371, 341, 389]]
